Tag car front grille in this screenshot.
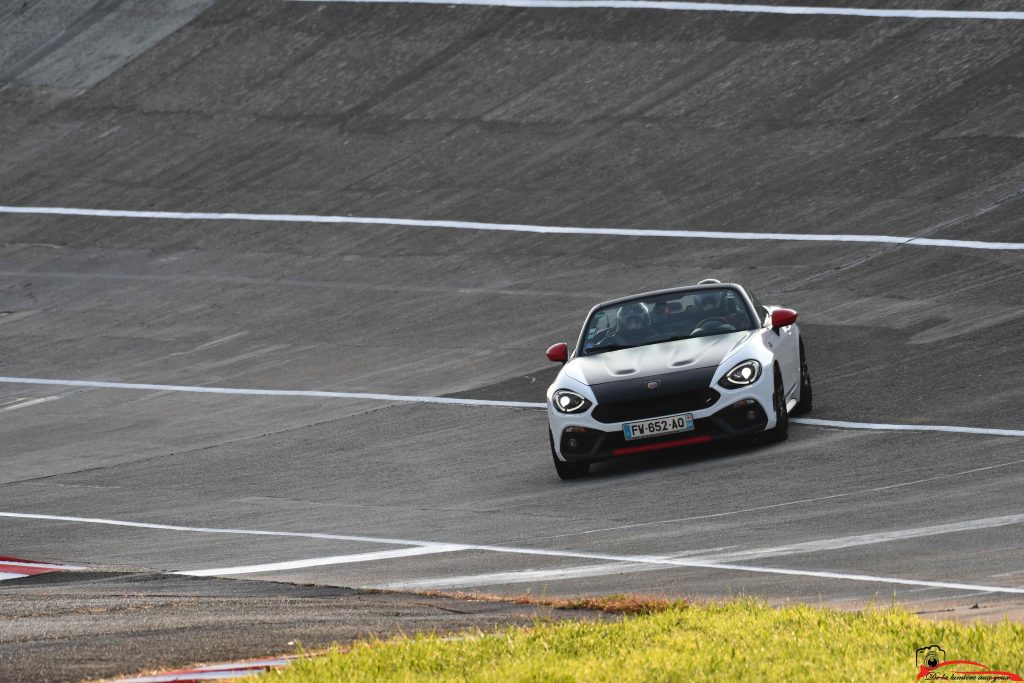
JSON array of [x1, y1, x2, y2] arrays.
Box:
[[591, 388, 720, 423]]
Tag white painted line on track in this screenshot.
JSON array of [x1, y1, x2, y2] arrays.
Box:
[[381, 563, 658, 589], [3, 204, 1024, 251], [0, 376, 541, 410], [788, 417, 1024, 437], [292, 0, 1024, 21], [0, 396, 61, 412], [709, 513, 1024, 562], [791, 417, 1024, 437], [382, 544, 1024, 595], [2, 375, 1023, 438], [305, 547, 737, 588], [0, 511, 454, 548], [4, 511, 1024, 595], [374, 547, 737, 590], [413, 514, 1024, 588], [176, 545, 465, 576]]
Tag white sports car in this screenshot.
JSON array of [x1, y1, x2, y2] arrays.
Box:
[[545, 280, 811, 479]]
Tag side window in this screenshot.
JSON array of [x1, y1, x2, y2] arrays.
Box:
[[746, 290, 769, 325]]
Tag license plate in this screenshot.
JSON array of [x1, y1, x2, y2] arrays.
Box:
[[623, 413, 694, 441]]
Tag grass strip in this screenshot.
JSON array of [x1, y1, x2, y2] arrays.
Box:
[[249, 598, 1023, 682]]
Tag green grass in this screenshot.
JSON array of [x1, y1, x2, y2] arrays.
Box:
[[251, 599, 1024, 682]]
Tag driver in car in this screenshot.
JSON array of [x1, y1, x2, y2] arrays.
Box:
[[693, 291, 740, 334], [590, 302, 652, 350], [698, 292, 722, 316], [614, 303, 652, 345]]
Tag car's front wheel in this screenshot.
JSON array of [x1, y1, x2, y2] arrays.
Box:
[[764, 366, 789, 443], [549, 431, 590, 480]]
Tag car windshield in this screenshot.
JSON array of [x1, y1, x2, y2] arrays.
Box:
[[580, 287, 756, 356]]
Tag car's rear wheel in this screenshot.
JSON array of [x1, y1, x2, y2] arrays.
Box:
[[793, 340, 813, 415], [764, 366, 789, 443], [550, 431, 590, 480]]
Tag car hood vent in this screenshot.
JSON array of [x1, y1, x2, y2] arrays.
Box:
[[574, 331, 751, 386]]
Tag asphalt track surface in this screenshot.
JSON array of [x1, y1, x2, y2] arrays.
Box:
[[2, 0, 1024, 679]]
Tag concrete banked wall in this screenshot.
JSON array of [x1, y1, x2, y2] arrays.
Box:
[[2, 0, 1022, 232]]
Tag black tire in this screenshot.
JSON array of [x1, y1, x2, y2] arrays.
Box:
[[550, 431, 590, 480], [764, 366, 789, 443], [793, 340, 813, 415]]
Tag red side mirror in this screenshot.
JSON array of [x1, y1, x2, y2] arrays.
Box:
[[771, 308, 798, 330], [546, 342, 568, 364]]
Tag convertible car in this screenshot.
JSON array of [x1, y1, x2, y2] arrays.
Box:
[[545, 280, 811, 479]]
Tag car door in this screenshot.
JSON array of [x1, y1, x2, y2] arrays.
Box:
[[747, 289, 800, 400], [773, 316, 800, 398]]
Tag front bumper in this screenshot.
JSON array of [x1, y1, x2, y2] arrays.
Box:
[[553, 398, 769, 463]]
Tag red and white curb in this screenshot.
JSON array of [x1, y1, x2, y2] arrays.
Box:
[[0, 555, 83, 581], [114, 656, 300, 682]]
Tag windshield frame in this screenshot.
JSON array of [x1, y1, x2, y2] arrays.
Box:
[[572, 284, 761, 358]]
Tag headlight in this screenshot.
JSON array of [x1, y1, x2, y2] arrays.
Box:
[[718, 360, 762, 388], [552, 389, 592, 414]]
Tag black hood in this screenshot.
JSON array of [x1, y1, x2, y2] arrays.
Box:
[[570, 331, 753, 386]]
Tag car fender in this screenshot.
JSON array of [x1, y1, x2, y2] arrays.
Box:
[[710, 332, 781, 427], [710, 332, 775, 386], [545, 367, 597, 405]]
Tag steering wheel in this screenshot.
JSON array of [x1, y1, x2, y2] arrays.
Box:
[[586, 328, 621, 351], [694, 317, 728, 329]]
